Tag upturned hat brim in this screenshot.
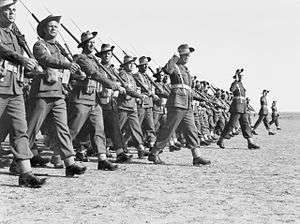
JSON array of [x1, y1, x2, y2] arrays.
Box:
[[77, 31, 98, 48], [37, 15, 62, 39], [95, 46, 115, 57], [137, 57, 151, 66], [122, 57, 137, 66], [0, 0, 17, 8]]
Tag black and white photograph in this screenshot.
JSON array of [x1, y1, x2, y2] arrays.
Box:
[[0, 0, 299, 223]]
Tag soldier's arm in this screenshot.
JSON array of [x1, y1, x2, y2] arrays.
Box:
[[229, 81, 238, 93], [118, 71, 144, 99], [0, 42, 28, 65], [75, 55, 118, 91], [33, 41, 71, 69]]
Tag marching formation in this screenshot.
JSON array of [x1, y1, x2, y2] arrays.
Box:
[[0, 0, 281, 188]]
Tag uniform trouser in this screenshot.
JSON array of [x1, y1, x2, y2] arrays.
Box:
[[68, 103, 106, 155], [194, 115, 202, 137], [269, 115, 279, 127], [153, 107, 200, 151], [199, 114, 210, 136], [153, 112, 167, 133], [0, 94, 33, 160], [208, 114, 215, 131], [138, 107, 156, 144], [221, 113, 252, 139], [27, 98, 75, 160], [102, 108, 125, 150], [214, 115, 225, 135], [253, 114, 270, 130], [119, 109, 144, 146]]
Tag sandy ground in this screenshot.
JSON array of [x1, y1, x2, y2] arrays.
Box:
[[0, 114, 299, 224]]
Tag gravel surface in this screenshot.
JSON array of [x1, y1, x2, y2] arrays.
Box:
[[0, 114, 299, 224]]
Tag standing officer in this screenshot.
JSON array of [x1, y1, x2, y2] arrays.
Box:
[[27, 15, 86, 177], [133, 56, 157, 148], [217, 69, 260, 149], [0, 0, 46, 187], [117, 55, 148, 158], [148, 44, 211, 166], [269, 101, 281, 130], [252, 90, 275, 135], [95, 43, 132, 163]]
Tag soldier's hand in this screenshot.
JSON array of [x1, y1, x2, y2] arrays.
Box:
[[152, 94, 160, 101], [69, 63, 81, 74], [23, 58, 38, 71]]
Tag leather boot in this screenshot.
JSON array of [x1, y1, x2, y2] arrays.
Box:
[[19, 172, 47, 188], [65, 163, 87, 177], [148, 153, 165, 165], [98, 160, 118, 171], [193, 157, 211, 166], [30, 155, 50, 167], [115, 152, 132, 163]]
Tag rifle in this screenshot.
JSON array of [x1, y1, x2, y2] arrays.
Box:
[[11, 23, 44, 79]]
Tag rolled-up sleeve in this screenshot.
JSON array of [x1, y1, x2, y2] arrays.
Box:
[[33, 41, 71, 69], [75, 55, 118, 90]]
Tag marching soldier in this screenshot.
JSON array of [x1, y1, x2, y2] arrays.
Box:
[[117, 55, 149, 158], [26, 15, 87, 177], [68, 31, 129, 170], [252, 90, 275, 135], [0, 0, 46, 187], [269, 100, 281, 130], [148, 44, 211, 166], [217, 69, 260, 149], [133, 56, 158, 148]]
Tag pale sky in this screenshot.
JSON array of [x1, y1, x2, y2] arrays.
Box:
[[14, 0, 300, 111]]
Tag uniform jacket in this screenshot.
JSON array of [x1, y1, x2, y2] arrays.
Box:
[[271, 105, 278, 116], [117, 70, 143, 111], [69, 53, 118, 106], [30, 39, 71, 98], [259, 95, 268, 115], [229, 80, 247, 113], [133, 71, 154, 109], [0, 26, 25, 95], [98, 63, 120, 111], [153, 81, 169, 114], [163, 56, 193, 109]]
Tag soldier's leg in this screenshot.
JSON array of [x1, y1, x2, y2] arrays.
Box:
[[252, 115, 264, 130], [67, 103, 90, 161], [239, 114, 259, 148], [27, 98, 52, 150], [127, 110, 145, 148], [2, 95, 47, 187], [151, 108, 186, 154], [143, 108, 156, 147], [262, 115, 270, 130], [220, 113, 241, 139], [51, 99, 86, 176], [103, 109, 125, 150]]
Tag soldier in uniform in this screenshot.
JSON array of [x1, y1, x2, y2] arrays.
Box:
[[217, 69, 260, 149], [148, 44, 211, 166], [26, 15, 87, 177], [133, 56, 158, 148], [0, 0, 46, 187], [269, 101, 281, 130], [252, 90, 275, 135], [67, 31, 131, 170], [117, 55, 148, 158], [95, 43, 132, 162]]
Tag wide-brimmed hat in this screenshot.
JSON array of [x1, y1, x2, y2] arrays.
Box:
[[95, 43, 115, 57], [0, 0, 17, 8], [37, 15, 61, 39], [136, 56, 151, 66], [77, 31, 97, 48], [178, 44, 195, 55], [122, 55, 137, 66], [233, 68, 244, 78], [262, 89, 269, 94]]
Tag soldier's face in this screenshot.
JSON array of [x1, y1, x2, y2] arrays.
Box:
[[139, 64, 147, 73], [0, 4, 16, 24], [125, 62, 135, 72], [44, 21, 59, 39], [101, 51, 112, 64], [84, 39, 95, 53], [180, 54, 190, 64]]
